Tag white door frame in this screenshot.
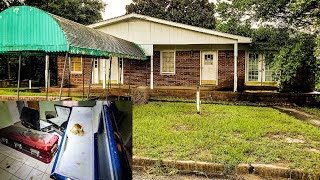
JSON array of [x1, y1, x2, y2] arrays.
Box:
[[200, 50, 218, 85], [92, 58, 99, 84]]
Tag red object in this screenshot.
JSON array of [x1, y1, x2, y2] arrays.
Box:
[[0, 126, 59, 163]]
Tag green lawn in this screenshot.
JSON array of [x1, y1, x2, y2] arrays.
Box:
[[0, 88, 85, 101], [133, 102, 320, 173]]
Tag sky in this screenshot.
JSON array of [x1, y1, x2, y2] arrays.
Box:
[[102, 0, 217, 20]]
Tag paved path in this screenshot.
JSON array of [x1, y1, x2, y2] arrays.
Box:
[[273, 106, 320, 127]]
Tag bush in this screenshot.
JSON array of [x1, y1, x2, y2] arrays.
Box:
[[275, 33, 318, 92]]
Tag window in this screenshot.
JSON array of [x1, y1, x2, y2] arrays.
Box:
[[204, 54, 214, 65], [265, 65, 275, 81], [71, 57, 82, 73], [248, 53, 259, 81], [264, 53, 276, 82], [246, 52, 277, 84], [94, 59, 98, 68], [161, 51, 175, 74]]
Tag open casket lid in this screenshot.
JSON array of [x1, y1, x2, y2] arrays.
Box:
[[48, 105, 72, 127], [54, 105, 72, 121]]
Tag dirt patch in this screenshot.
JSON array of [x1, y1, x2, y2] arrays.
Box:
[[264, 132, 305, 143], [264, 132, 287, 139], [171, 124, 193, 132], [285, 137, 305, 143], [309, 119, 320, 126], [307, 148, 320, 153]]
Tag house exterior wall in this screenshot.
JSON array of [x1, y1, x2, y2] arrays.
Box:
[[123, 58, 150, 86], [57, 56, 92, 86], [218, 50, 246, 90], [120, 50, 246, 88], [57, 50, 246, 89], [153, 51, 200, 86]]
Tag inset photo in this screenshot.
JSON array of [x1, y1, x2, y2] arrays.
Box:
[[0, 101, 132, 180]]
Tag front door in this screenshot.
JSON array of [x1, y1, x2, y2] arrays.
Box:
[[98, 57, 120, 84], [201, 51, 217, 85]]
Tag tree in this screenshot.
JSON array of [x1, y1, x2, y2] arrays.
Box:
[[216, 0, 319, 32], [24, 0, 106, 25], [126, 0, 216, 30], [0, 0, 22, 12], [1, 0, 105, 25], [274, 33, 318, 92]]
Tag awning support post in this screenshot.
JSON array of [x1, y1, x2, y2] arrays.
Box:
[[68, 56, 71, 97], [234, 42, 238, 92], [17, 55, 21, 100], [103, 58, 106, 89], [87, 58, 94, 100], [107, 57, 112, 97], [45, 55, 49, 100], [82, 56, 84, 101], [150, 55, 154, 89], [59, 53, 68, 100]]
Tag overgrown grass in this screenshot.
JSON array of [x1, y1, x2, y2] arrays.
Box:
[[0, 88, 84, 101], [133, 102, 320, 173]]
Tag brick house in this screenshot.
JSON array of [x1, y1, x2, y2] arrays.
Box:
[[58, 13, 277, 91]]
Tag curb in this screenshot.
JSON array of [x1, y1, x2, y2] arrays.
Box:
[[133, 156, 320, 180]]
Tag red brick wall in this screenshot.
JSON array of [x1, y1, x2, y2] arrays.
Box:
[[57, 56, 93, 86], [218, 50, 245, 90], [123, 59, 150, 86], [153, 51, 200, 86], [59, 50, 246, 89]]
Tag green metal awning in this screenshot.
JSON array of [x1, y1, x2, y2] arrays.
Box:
[[0, 6, 146, 59]]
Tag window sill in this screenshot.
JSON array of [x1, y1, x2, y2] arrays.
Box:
[[245, 81, 277, 86], [160, 73, 175, 76], [71, 72, 83, 74]]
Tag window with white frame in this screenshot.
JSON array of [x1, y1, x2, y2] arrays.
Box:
[[264, 53, 276, 82], [161, 51, 175, 74], [264, 65, 275, 81], [247, 52, 277, 83], [71, 57, 82, 73], [248, 53, 259, 81]]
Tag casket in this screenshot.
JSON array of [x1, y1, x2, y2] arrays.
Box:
[[0, 126, 59, 163]]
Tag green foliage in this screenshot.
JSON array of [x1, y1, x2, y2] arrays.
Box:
[[216, 19, 252, 37], [316, 36, 320, 57], [0, 55, 58, 86], [0, 0, 22, 12], [126, 0, 216, 29], [0, 0, 105, 25], [250, 26, 291, 51], [216, 0, 320, 31], [24, 0, 105, 25], [274, 33, 318, 92]]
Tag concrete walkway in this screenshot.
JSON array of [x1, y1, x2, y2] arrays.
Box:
[[273, 106, 320, 127]]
